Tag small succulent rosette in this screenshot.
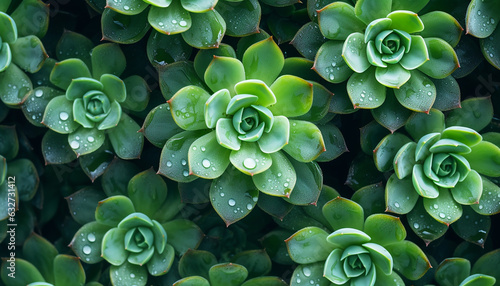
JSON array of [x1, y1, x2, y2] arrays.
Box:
[[173, 249, 287, 286], [0, 0, 49, 107], [0, 234, 103, 286], [372, 103, 500, 243], [27, 32, 149, 164], [70, 169, 204, 286], [285, 197, 430, 286], [466, 0, 500, 69], [428, 257, 496, 286], [143, 37, 330, 225], [313, 0, 462, 112]]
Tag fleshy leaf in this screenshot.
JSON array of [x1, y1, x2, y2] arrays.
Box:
[[108, 113, 144, 159], [70, 221, 112, 264], [95, 195, 135, 227], [375, 64, 411, 88], [386, 174, 420, 214], [189, 131, 231, 179], [399, 36, 429, 70], [423, 188, 463, 225], [181, 10, 225, 49], [373, 133, 412, 172], [42, 96, 80, 134], [50, 58, 91, 90], [418, 38, 459, 79], [252, 151, 295, 197], [313, 40, 353, 83], [204, 56, 245, 95], [168, 85, 211, 131], [463, 141, 500, 177], [355, 0, 391, 25], [68, 127, 106, 157], [317, 2, 365, 40], [268, 75, 313, 117], [10, 35, 48, 73], [387, 10, 424, 33], [242, 37, 284, 86], [234, 79, 276, 107], [285, 226, 333, 264], [347, 66, 386, 109], [384, 240, 431, 280], [412, 164, 440, 198], [230, 141, 272, 175], [322, 197, 364, 231], [282, 120, 324, 162], [420, 11, 463, 47], [210, 166, 259, 226], [92, 44, 126, 79], [393, 70, 436, 112], [342, 32, 371, 73], [364, 214, 406, 246]]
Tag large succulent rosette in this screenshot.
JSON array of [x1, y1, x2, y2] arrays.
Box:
[[371, 105, 500, 243], [286, 198, 430, 286], [466, 0, 500, 69], [313, 0, 461, 112], [0, 0, 49, 107], [36, 38, 148, 160], [145, 38, 331, 225]]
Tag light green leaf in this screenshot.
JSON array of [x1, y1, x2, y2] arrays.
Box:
[[230, 141, 272, 175], [322, 197, 364, 231], [375, 64, 411, 88], [317, 2, 365, 40], [189, 131, 231, 179], [355, 0, 391, 25], [252, 151, 295, 197], [388, 10, 425, 33], [313, 40, 353, 83], [285, 227, 334, 264], [412, 164, 440, 198], [91, 44, 126, 79], [384, 240, 431, 280], [107, 113, 144, 160], [386, 174, 420, 214], [169, 85, 211, 130], [342, 32, 371, 73], [10, 35, 48, 73], [181, 9, 225, 49], [282, 120, 324, 162], [148, 3, 192, 35], [423, 188, 463, 225], [68, 127, 105, 156], [347, 66, 386, 109], [50, 58, 91, 90], [242, 37, 284, 86], [393, 70, 436, 112], [42, 96, 79, 134], [204, 56, 245, 95], [463, 141, 500, 177], [418, 38, 459, 79], [268, 75, 313, 117]]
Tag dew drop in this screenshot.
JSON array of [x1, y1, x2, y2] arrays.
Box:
[[202, 159, 211, 168], [179, 20, 187, 27], [394, 202, 400, 208], [433, 204, 439, 209], [183, 170, 189, 177], [35, 89, 43, 97], [87, 136, 95, 143], [220, 192, 225, 197], [228, 199, 236, 206], [243, 158, 256, 169], [130, 273, 135, 278], [246, 204, 253, 210], [87, 233, 96, 242], [439, 213, 446, 218], [303, 267, 311, 277], [70, 141, 80, 149], [59, 112, 69, 121], [166, 161, 172, 167], [181, 159, 187, 166], [413, 223, 419, 229], [124, 5, 130, 10], [83, 245, 91, 254]]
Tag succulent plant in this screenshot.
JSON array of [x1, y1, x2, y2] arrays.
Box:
[[101, 0, 265, 48], [370, 102, 500, 243], [313, 0, 461, 112], [285, 197, 430, 286], [466, 0, 500, 69], [70, 169, 204, 286], [0, 233, 103, 286], [174, 249, 284, 286], [143, 37, 329, 225], [32, 33, 148, 161], [379, 121, 500, 224], [173, 262, 287, 286], [429, 257, 496, 286], [0, 0, 49, 107]]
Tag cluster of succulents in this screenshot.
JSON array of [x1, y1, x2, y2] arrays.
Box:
[[0, 0, 500, 285]]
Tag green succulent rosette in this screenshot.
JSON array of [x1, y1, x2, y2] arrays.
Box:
[[0, 0, 49, 107], [36, 36, 147, 161], [313, 0, 461, 112], [371, 103, 500, 243], [143, 38, 330, 225], [285, 197, 431, 286], [466, 0, 500, 69], [70, 169, 204, 286]]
